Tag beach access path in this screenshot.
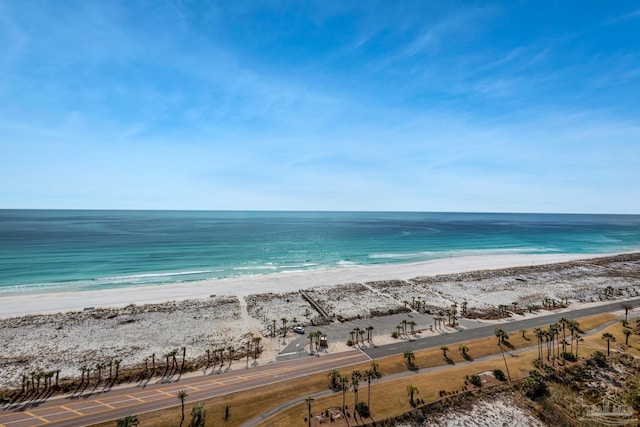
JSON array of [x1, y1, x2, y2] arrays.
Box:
[[1, 296, 637, 427]]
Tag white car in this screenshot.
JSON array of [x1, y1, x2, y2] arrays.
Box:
[[293, 326, 305, 334]]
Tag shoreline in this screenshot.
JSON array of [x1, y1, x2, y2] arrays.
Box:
[[0, 251, 630, 319]]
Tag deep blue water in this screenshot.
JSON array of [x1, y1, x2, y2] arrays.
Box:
[[1, 210, 639, 295]]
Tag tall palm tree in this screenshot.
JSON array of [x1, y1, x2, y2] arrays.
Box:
[[351, 371, 361, 411], [177, 389, 188, 426], [305, 396, 314, 427], [364, 369, 375, 408], [602, 332, 616, 355], [308, 332, 315, 355], [623, 328, 632, 345], [494, 328, 507, 344], [574, 333, 582, 358], [409, 321, 417, 335], [339, 375, 349, 414], [534, 328, 544, 361], [406, 384, 419, 407], [252, 336, 262, 359], [366, 326, 374, 342], [622, 303, 634, 323], [558, 317, 569, 343]]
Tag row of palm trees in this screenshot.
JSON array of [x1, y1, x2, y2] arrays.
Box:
[[307, 331, 324, 354], [326, 360, 380, 418], [348, 326, 375, 346], [533, 317, 582, 364], [394, 320, 417, 336], [19, 369, 61, 394]]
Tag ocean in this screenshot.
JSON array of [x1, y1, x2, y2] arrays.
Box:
[[1, 210, 639, 295]]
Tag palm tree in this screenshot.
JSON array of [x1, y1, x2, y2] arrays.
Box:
[[574, 333, 582, 358], [359, 328, 366, 345], [459, 344, 469, 358], [366, 326, 374, 342], [494, 328, 507, 344], [440, 345, 449, 359], [602, 332, 616, 355], [409, 321, 417, 335], [623, 328, 632, 345], [559, 316, 569, 342], [406, 384, 419, 407], [116, 415, 139, 427], [177, 389, 188, 426], [308, 332, 315, 355], [403, 350, 415, 368], [305, 396, 314, 427], [364, 369, 375, 408], [351, 371, 361, 413], [190, 403, 206, 427], [370, 360, 380, 378], [461, 299, 468, 316], [252, 336, 262, 359], [534, 328, 544, 361], [281, 317, 288, 337], [327, 369, 341, 390], [622, 303, 634, 323], [339, 375, 349, 414]]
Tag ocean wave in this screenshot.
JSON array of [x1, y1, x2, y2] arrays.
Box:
[[102, 270, 217, 280], [336, 260, 358, 267]]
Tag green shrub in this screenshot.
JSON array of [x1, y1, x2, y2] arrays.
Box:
[[493, 369, 506, 382], [346, 339, 354, 346], [469, 374, 482, 387], [355, 402, 370, 417], [523, 371, 548, 400], [588, 351, 607, 367]]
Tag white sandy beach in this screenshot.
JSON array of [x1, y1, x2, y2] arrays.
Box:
[[0, 253, 601, 318]]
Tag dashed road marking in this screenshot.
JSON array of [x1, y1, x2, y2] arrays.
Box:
[[60, 405, 83, 416], [24, 411, 49, 424]]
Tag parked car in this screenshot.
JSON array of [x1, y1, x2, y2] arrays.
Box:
[[293, 326, 305, 334]]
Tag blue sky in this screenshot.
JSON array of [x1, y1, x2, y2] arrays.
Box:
[[1, 1, 639, 213]]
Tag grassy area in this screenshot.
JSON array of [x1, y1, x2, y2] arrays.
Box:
[[581, 315, 639, 357], [96, 311, 618, 427], [261, 351, 539, 426]]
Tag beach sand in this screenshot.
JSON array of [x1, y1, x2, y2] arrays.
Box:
[[1, 252, 639, 391], [0, 253, 608, 318]]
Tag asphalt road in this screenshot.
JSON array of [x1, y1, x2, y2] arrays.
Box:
[[1, 296, 637, 427], [363, 297, 640, 359]]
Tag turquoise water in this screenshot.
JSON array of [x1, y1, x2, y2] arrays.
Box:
[[1, 210, 639, 295]]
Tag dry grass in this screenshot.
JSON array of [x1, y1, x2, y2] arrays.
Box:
[[581, 315, 640, 357], [95, 312, 618, 427], [260, 351, 540, 426]]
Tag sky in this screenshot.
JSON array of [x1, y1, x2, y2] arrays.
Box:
[[1, 1, 639, 213]]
